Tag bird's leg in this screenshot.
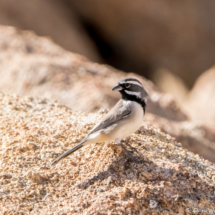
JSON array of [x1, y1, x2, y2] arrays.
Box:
[[122, 140, 137, 151], [118, 142, 138, 162]]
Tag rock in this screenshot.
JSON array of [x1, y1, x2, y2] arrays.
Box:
[[1, 25, 215, 163], [27, 171, 48, 183], [1, 1, 215, 88], [145, 113, 215, 163], [0, 0, 100, 62], [0, 94, 215, 214], [185, 66, 215, 127], [0, 25, 187, 121], [70, 0, 215, 88], [152, 68, 189, 105]]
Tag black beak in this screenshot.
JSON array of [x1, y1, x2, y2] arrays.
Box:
[[112, 84, 123, 91]]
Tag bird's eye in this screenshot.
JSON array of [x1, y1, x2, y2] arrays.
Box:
[[125, 83, 130, 88]]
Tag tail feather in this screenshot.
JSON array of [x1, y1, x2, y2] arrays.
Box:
[[52, 140, 86, 166]]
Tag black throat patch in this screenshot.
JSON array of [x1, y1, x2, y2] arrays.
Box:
[[120, 91, 146, 113]]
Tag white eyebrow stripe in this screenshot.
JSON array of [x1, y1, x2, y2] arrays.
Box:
[[124, 81, 142, 87], [125, 90, 141, 98]]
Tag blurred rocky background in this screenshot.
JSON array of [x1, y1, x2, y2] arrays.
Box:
[[0, 0, 215, 162]]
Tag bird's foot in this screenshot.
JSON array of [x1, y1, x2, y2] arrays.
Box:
[[118, 143, 138, 163], [122, 140, 137, 151]]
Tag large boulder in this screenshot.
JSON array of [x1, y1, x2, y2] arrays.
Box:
[[1, 25, 215, 163], [69, 0, 215, 88], [1, 1, 215, 88], [1, 94, 215, 214], [185, 67, 215, 127], [0, 25, 186, 121]]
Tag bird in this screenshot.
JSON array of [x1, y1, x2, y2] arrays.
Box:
[[52, 78, 148, 166]]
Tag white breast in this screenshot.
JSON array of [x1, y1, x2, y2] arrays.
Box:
[[116, 100, 144, 140]]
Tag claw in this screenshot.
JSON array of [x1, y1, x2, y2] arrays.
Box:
[[123, 140, 137, 151], [118, 142, 138, 163]]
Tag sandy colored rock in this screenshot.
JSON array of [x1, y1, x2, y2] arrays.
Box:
[[1, 1, 215, 88], [0, 94, 215, 214], [0, 25, 187, 122], [1, 25, 215, 163], [185, 66, 215, 127], [145, 113, 215, 163], [70, 0, 215, 88]]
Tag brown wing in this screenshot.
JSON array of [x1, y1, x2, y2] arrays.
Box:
[[88, 99, 131, 135]]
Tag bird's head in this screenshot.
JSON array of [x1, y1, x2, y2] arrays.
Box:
[[112, 78, 148, 102]]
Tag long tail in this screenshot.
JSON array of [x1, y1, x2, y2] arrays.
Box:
[[51, 140, 86, 166]]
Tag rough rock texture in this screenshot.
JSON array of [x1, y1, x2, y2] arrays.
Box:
[[185, 66, 215, 127], [70, 0, 215, 87], [1, 25, 215, 164], [145, 114, 215, 163], [0, 0, 100, 62], [1, 94, 215, 214]]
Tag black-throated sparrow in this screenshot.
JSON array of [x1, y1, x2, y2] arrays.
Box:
[[52, 78, 148, 165]]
